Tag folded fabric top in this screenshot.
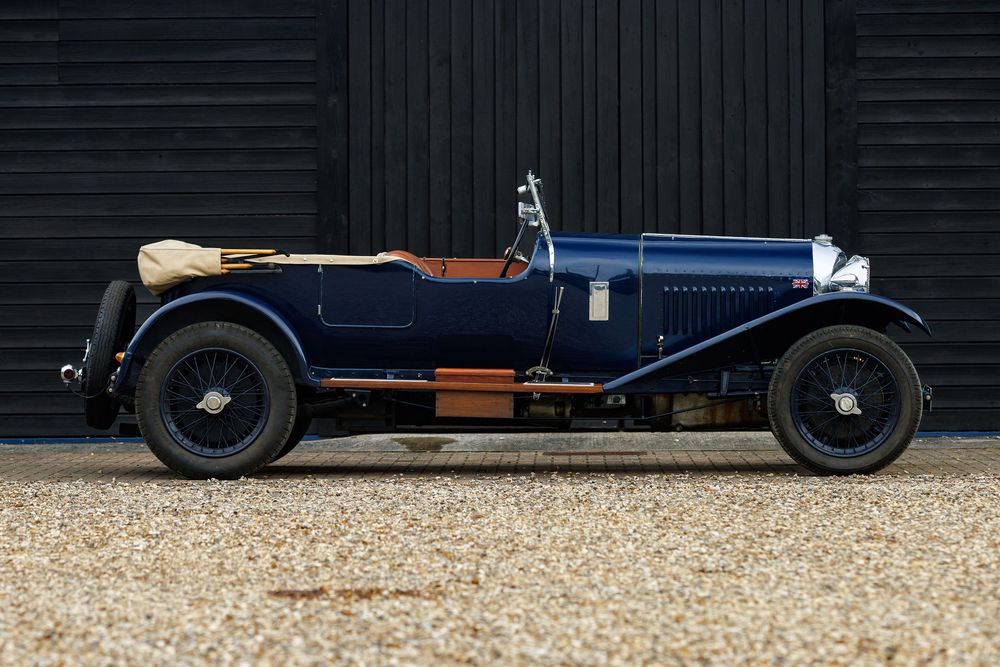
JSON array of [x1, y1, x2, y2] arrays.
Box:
[[137, 239, 400, 295]]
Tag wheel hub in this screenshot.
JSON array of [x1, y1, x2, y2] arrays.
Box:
[[196, 390, 231, 415], [830, 391, 862, 416]]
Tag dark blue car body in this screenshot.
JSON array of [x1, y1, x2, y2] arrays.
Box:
[[65, 171, 933, 478], [116, 231, 926, 402]]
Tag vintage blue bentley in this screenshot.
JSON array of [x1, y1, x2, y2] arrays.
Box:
[[63, 172, 930, 479]]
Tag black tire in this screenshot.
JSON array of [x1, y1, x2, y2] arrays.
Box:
[[269, 412, 312, 463], [135, 322, 297, 479], [768, 325, 922, 475], [84, 280, 136, 429]]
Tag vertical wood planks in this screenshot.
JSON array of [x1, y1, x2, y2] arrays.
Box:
[[721, 0, 746, 237], [699, 0, 724, 235], [595, 0, 620, 234], [825, 0, 858, 249], [619, 0, 643, 234], [428, 0, 452, 256], [382, 0, 407, 249], [538, 0, 562, 228], [317, 0, 346, 252], [766, 0, 791, 239], [560, 0, 584, 232], [581, 0, 598, 234], [450, 0, 473, 256], [471, 0, 495, 256], [494, 0, 516, 250], [802, 0, 826, 239], [405, 0, 429, 255], [347, 0, 372, 254], [331, 0, 828, 253], [655, 0, 680, 234]]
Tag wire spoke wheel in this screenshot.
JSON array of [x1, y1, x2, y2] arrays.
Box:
[[790, 348, 900, 458], [160, 347, 270, 457]]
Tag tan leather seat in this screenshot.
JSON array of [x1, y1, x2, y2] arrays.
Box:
[[385, 250, 435, 275]]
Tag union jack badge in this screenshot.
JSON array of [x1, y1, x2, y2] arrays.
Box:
[[792, 278, 810, 289]]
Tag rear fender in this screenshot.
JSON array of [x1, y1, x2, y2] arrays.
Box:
[[114, 291, 316, 394], [605, 292, 930, 392]]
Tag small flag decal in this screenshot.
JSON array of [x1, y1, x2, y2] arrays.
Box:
[[792, 278, 810, 289]]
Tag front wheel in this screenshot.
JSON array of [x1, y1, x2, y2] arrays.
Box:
[[135, 322, 297, 479], [767, 325, 922, 475]]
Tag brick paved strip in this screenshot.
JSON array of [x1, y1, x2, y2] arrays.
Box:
[[1, 446, 999, 482]]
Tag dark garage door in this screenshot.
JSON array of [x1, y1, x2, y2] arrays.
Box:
[[0, 1, 319, 436]]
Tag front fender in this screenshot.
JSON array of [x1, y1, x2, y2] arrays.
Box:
[[114, 291, 316, 392], [605, 292, 930, 392]]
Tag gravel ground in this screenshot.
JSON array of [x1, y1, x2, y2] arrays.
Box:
[[1, 473, 998, 665]]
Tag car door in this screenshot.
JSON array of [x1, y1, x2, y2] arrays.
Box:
[[319, 262, 416, 328]]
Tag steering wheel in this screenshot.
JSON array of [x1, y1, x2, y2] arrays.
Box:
[[498, 216, 530, 278]]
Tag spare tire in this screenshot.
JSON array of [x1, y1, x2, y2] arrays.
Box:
[[84, 280, 136, 429]]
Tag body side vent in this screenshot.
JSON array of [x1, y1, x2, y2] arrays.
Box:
[[663, 285, 775, 337]]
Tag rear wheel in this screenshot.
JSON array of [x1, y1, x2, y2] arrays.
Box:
[[135, 322, 296, 479], [269, 412, 312, 463], [767, 325, 922, 475], [84, 280, 136, 429]]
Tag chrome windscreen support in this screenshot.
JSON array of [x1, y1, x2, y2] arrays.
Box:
[[527, 286, 565, 392], [519, 171, 555, 282]]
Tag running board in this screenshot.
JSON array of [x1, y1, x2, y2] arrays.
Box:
[[318, 377, 604, 394]]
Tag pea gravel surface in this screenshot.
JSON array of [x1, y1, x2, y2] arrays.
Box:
[[1, 473, 998, 665]]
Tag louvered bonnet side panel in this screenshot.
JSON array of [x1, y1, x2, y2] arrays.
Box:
[[663, 284, 776, 337]]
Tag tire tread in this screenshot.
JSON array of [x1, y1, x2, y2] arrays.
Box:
[[85, 280, 135, 429]]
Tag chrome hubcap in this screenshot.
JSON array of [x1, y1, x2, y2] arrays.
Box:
[[196, 390, 231, 415], [830, 392, 862, 416]]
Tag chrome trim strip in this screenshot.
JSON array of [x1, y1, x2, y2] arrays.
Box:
[[641, 232, 810, 243]]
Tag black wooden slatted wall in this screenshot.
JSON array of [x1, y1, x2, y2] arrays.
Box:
[[0, 0, 319, 436], [855, 0, 1000, 430], [0, 0, 995, 436], [326, 0, 828, 258]]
